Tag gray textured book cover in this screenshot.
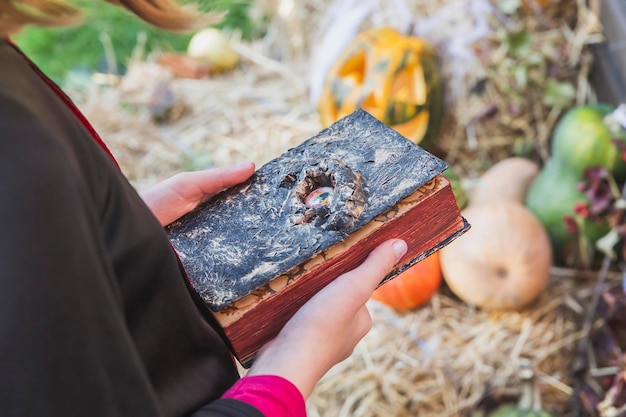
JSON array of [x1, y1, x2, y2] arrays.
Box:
[[166, 109, 447, 311]]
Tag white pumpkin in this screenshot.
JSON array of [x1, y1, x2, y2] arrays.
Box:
[[440, 201, 552, 311]]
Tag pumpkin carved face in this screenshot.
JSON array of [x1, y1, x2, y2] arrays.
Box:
[[318, 27, 444, 145]]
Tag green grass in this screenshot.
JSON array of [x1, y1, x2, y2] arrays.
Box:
[[13, 0, 260, 84]]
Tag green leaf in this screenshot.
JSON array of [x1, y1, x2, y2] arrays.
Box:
[[498, 0, 521, 14], [514, 65, 527, 88], [542, 80, 576, 108], [525, 51, 545, 65], [596, 228, 620, 260], [513, 137, 535, 156], [506, 29, 533, 57]]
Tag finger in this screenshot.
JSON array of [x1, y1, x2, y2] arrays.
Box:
[[141, 162, 254, 204], [334, 239, 407, 297], [140, 163, 255, 226], [186, 162, 255, 202]]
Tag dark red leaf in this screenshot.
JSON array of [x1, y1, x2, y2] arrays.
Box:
[[564, 214, 579, 233]]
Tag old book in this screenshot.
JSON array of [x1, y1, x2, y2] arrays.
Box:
[[166, 109, 469, 366]]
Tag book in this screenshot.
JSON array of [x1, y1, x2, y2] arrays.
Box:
[[166, 109, 469, 366]]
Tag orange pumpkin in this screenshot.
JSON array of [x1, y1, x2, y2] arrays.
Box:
[[318, 27, 444, 146], [371, 251, 442, 310]]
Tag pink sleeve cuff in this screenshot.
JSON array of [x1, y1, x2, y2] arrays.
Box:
[[222, 375, 306, 417]]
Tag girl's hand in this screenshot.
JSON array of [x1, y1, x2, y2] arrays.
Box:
[[247, 239, 408, 398], [141, 162, 255, 226]]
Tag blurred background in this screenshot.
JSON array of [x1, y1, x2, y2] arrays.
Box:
[[14, 1, 626, 416]]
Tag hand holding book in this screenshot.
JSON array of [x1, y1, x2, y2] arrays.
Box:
[[139, 147, 415, 399], [247, 238, 408, 398]]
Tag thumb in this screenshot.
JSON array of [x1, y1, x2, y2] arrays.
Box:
[[194, 162, 256, 202], [334, 239, 407, 297]]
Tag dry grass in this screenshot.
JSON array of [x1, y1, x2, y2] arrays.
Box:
[[75, 0, 611, 415]]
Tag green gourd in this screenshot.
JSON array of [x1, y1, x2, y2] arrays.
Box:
[[525, 158, 610, 265], [525, 103, 626, 266], [550, 104, 626, 181]]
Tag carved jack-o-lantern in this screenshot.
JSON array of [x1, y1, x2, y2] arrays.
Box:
[[318, 27, 444, 146]]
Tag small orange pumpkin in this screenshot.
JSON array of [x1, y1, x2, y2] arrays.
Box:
[[371, 251, 442, 310], [318, 27, 444, 146]]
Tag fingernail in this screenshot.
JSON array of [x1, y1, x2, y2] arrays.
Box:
[[237, 161, 254, 169], [392, 240, 408, 262]]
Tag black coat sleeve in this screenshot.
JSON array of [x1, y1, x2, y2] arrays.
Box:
[[0, 38, 267, 417], [0, 120, 165, 416], [0, 119, 268, 417], [192, 399, 265, 417]]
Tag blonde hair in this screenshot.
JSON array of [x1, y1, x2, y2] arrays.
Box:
[[0, 0, 221, 36]]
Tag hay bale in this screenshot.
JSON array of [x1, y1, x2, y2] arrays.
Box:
[[306, 277, 585, 417], [81, 56, 318, 190]]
